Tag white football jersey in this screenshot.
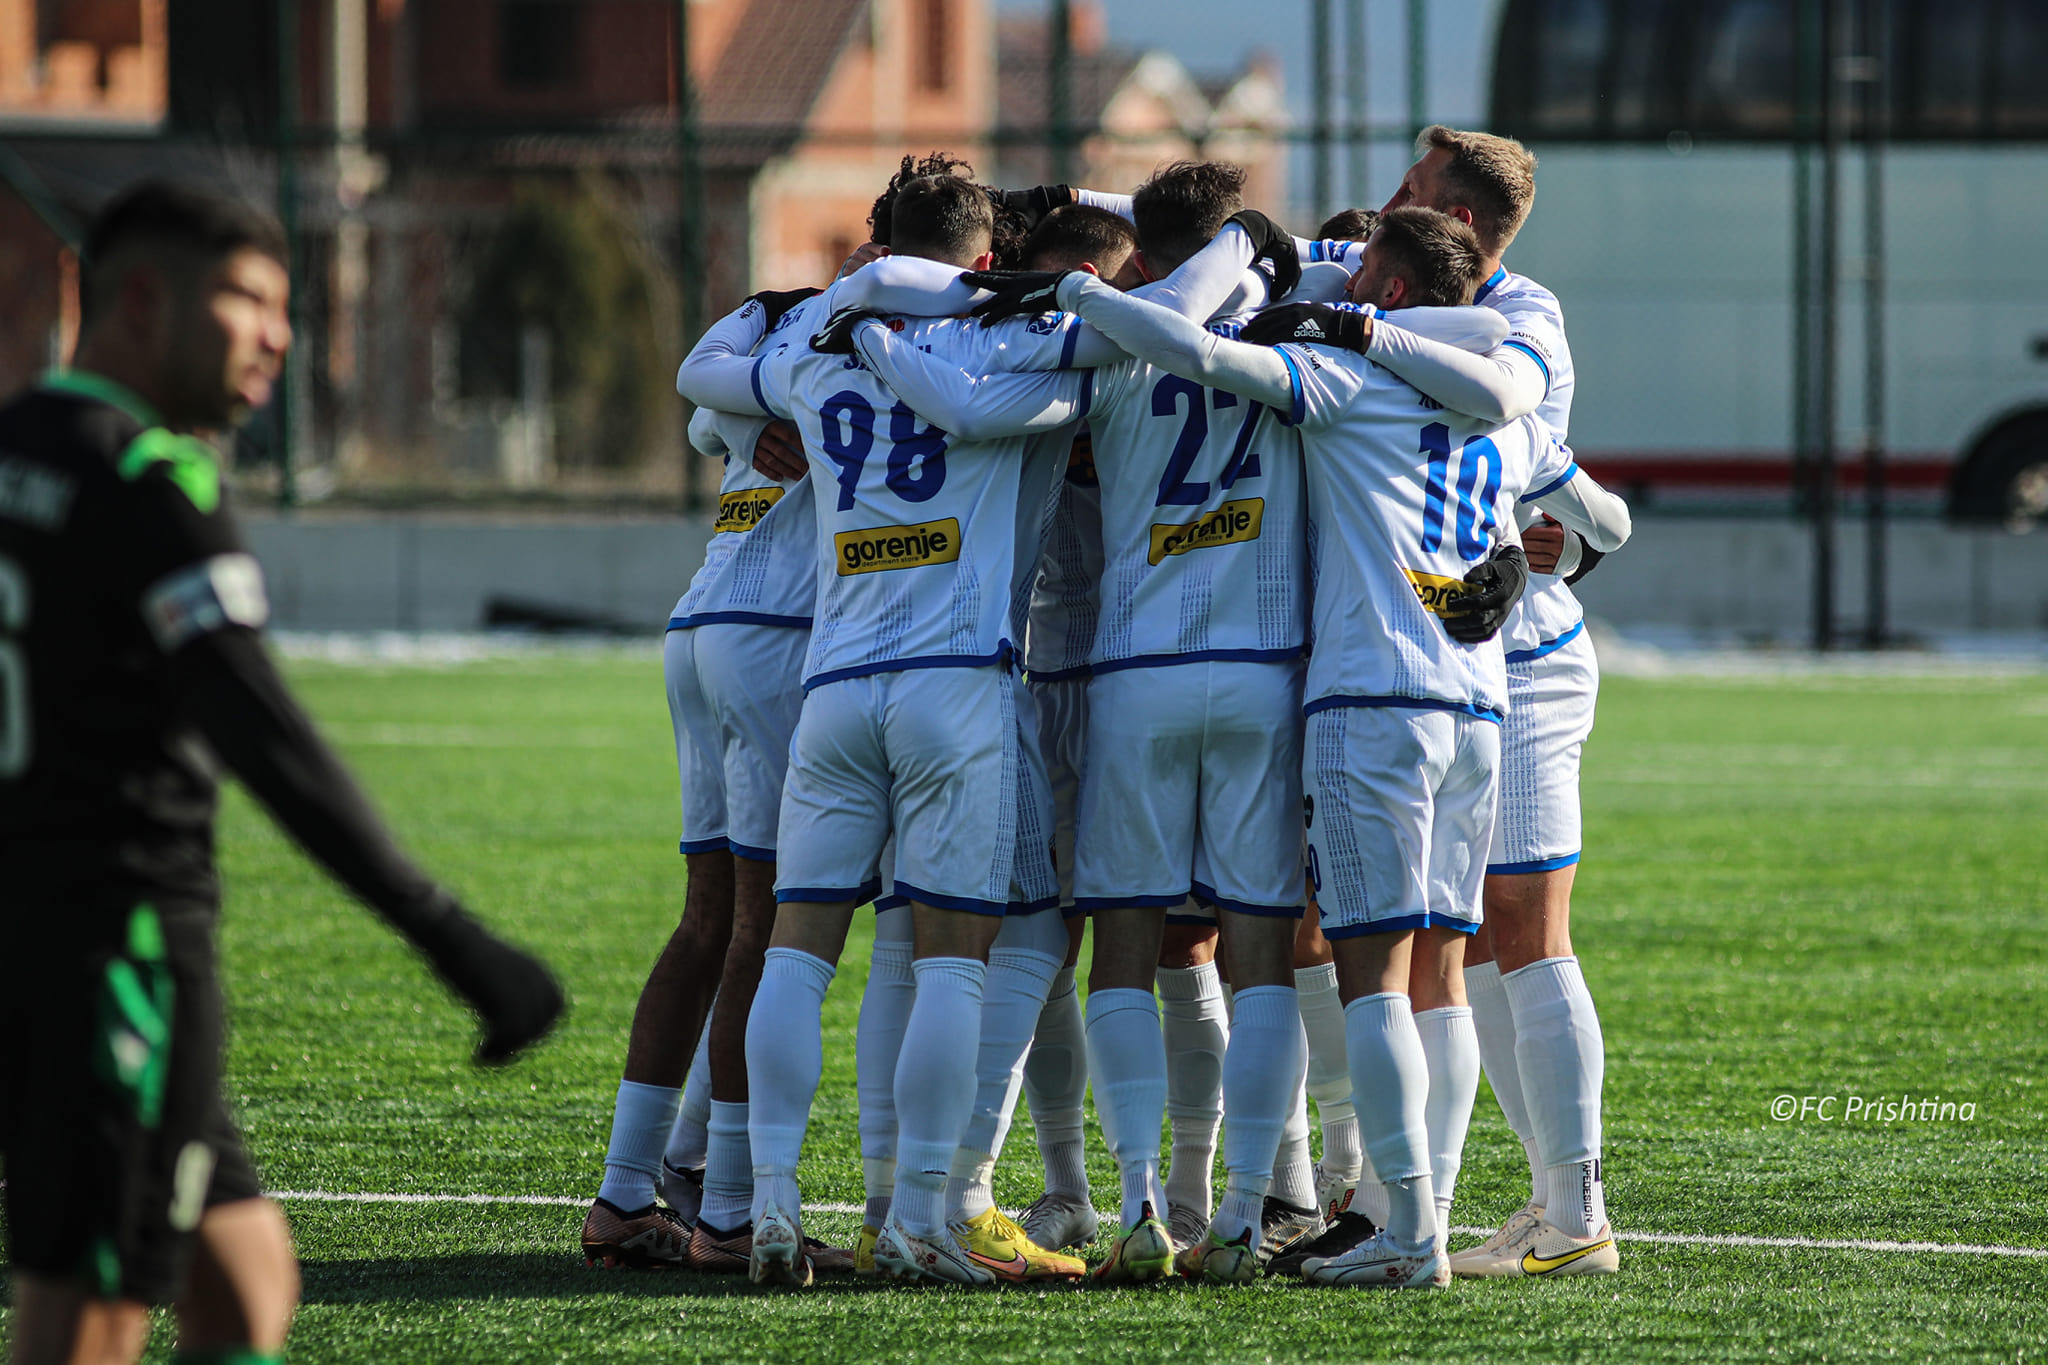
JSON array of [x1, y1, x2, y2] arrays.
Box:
[[1081, 322, 1307, 671], [1279, 342, 1573, 720], [1020, 428, 1104, 681], [1477, 267, 1588, 659], [757, 310, 1090, 690], [670, 294, 828, 630]]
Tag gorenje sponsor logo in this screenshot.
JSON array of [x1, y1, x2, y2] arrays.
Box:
[[835, 518, 963, 575], [1403, 566, 1478, 617], [713, 486, 783, 534], [1147, 498, 1264, 565]]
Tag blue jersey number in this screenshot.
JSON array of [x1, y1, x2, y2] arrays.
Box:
[[1153, 375, 1263, 507], [1419, 422, 1502, 561], [819, 391, 949, 511]]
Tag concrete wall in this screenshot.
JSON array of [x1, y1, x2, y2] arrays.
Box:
[[242, 511, 2048, 639]]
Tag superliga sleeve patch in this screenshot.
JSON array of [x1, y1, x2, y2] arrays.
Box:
[[141, 553, 270, 651]]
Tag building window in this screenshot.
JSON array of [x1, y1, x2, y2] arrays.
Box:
[[499, 0, 580, 91], [920, 0, 950, 92], [1491, 0, 2048, 141]]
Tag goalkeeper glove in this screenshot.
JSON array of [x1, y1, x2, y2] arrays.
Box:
[[1442, 544, 1529, 645], [1238, 302, 1372, 352]]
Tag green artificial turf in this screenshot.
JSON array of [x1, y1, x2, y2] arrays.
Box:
[[5, 652, 2044, 1362]]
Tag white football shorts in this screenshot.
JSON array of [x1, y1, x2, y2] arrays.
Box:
[[775, 665, 1055, 915], [1304, 704, 1500, 938], [1489, 624, 1598, 874], [1028, 674, 1089, 913], [1072, 659, 1306, 918], [666, 622, 807, 861]]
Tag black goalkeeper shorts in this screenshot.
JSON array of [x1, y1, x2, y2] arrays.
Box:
[[0, 891, 262, 1304]]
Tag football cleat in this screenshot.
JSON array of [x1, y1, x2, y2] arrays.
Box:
[[1448, 1201, 1547, 1278], [1267, 1209, 1381, 1278], [956, 1208, 1087, 1282], [658, 1160, 705, 1226], [1517, 1221, 1620, 1278], [1174, 1226, 1260, 1285], [1167, 1202, 1211, 1253], [580, 1198, 691, 1269], [684, 1218, 752, 1273], [1256, 1194, 1325, 1268], [872, 1214, 996, 1286], [748, 1204, 814, 1288], [853, 1223, 882, 1276], [1019, 1190, 1099, 1250], [1302, 1228, 1449, 1289], [1091, 1202, 1175, 1285], [1314, 1162, 1362, 1225]]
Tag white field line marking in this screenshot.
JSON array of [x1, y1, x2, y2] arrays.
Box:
[[269, 1191, 2048, 1259]]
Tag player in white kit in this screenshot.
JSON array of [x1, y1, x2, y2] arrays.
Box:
[[1045, 206, 1629, 1289], [1262, 128, 1623, 1277]]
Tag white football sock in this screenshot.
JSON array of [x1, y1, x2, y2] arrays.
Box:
[[700, 1099, 752, 1230], [1466, 959, 1544, 1205], [1504, 956, 1608, 1236], [746, 947, 834, 1222], [596, 1079, 681, 1210], [1352, 1145, 1391, 1228], [1022, 965, 1090, 1201], [1296, 961, 1361, 1184], [1414, 1004, 1480, 1246], [663, 1030, 713, 1174], [1157, 962, 1228, 1216], [856, 925, 915, 1227], [1214, 984, 1304, 1242], [1271, 1064, 1316, 1213], [1085, 987, 1168, 1231], [1344, 991, 1435, 1247], [950, 942, 1060, 1221], [891, 957, 986, 1238]]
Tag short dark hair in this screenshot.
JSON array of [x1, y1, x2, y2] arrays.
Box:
[[1315, 207, 1379, 242], [81, 180, 286, 323], [1129, 160, 1246, 275], [868, 151, 974, 245], [888, 175, 996, 266], [1372, 206, 1486, 307], [1022, 204, 1138, 273]]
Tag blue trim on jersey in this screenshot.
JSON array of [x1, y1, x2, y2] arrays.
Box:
[[1487, 851, 1581, 876], [1026, 663, 1093, 683], [893, 880, 1011, 917], [1191, 880, 1305, 918], [1059, 318, 1082, 369], [1303, 693, 1505, 725], [1007, 893, 1062, 916], [728, 839, 777, 863], [778, 878, 884, 905], [1070, 892, 1191, 912], [748, 357, 769, 414], [1275, 348, 1309, 426], [680, 836, 728, 856], [874, 893, 908, 912], [803, 645, 1013, 693], [1088, 646, 1306, 677], [1474, 267, 1509, 305], [1501, 339, 1552, 392], [669, 611, 815, 631], [1076, 366, 1095, 418], [1323, 912, 1480, 939], [1504, 619, 1586, 664], [1518, 462, 1580, 505]]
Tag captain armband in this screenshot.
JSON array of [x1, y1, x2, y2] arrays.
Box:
[[141, 553, 270, 652]]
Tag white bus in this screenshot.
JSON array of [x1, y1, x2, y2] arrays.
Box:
[[1465, 0, 2048, 522]]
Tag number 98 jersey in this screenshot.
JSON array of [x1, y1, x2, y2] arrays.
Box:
[[760, 319, 1090, 691], [1278, 342, 1572, 722]]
